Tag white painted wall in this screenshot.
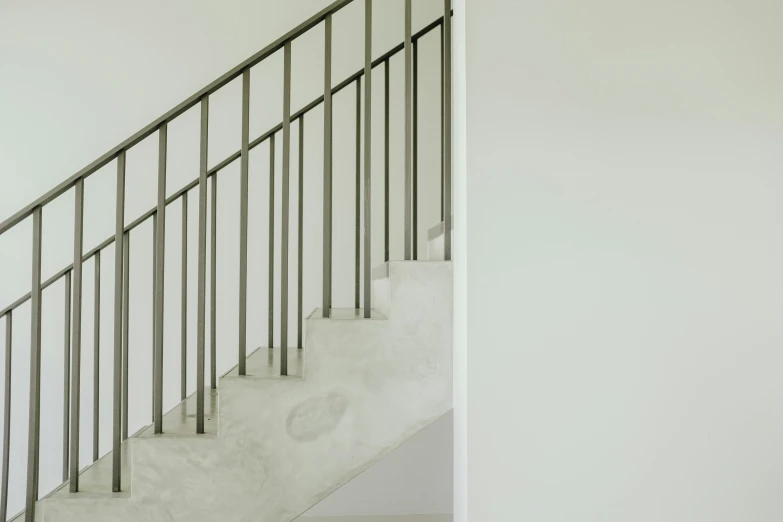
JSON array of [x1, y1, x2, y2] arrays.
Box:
[[0, 0, 449, 516], [465, 0, 783, 520]]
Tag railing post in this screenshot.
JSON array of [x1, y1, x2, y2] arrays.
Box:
[[443, 0, 452, 261], [281, 40, 292, 376], [322, 13, 333, 319], [1, 312, 11, 521], [384, 59, 390, 263], [151, 213, 156, 422], [239, 68, 250, 375], [440, 22, 445, 222], [413, 38, 419, 260], [69, 178, 84, 490], [93, 250, 100, 463], [355, 77, 361, 310], [268, 133, 276, 349], [404, 0, 413, 261], [121, 232, 130, 441], [363, 0, 372, 319], [297, 114, 305, 349], [196, 95, 209, 435], [25, 205, 43, 521], [181, 192, 188, 399], [112, 151, 126, 493], [62, 270, 71, 482], [154, 122, 167, 434]]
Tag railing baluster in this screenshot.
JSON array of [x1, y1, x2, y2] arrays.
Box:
[[239, 68, 250, 375], [151, 213, 156, 422], [181, 192, 188, 399], [404, 0, 412, 261], [384, 59, 390, 263], [196, 95, 209, 435], [93, 251, 100, 463], [268, 133, 276, 349], [297, 114, 304, 349], [154, 122, 167, 434], [413, 38, 419, 260], [440, 22, 445, 222], [355, 77, 361, 310], [1, 312, 11, 521], [210, 174, 217, 388], [363, 0, 372, 319], [62, 271, 71, 482], [281, 40, 292, 376], [322, 13, 333, 319], [443, 0, 452, 261], [121, 232, 130, 441], [25, 205, 43, 522], [112, 151, 126, 492], [70, 178, 84, 490]]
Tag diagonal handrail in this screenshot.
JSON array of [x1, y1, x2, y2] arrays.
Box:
[[0, 13, 446, 318]]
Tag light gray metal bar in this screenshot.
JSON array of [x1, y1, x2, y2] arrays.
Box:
[[196, 95, 209, 435], [281, 41, 292, 376], [25, 206, 43, 522], [0, 15, 449, 322], [0, 0, 358, 239], [121, 232, 130, 441], [384, 59, 390, 263], [440, 23, 445, 222], [404, 0, 412, 261], [238, 68, 250, 376], [355, 77, 361, 310], [93, 251, 100, 463], [413, 39, 419, 260], [69, 178, 84, 491], [151, 212, 156, 423], [322, 13, 333, 319], [363, 0, 372, 319], [1, 312, 11, 521], [154, 122, 167, 434], [112, 151, 126, 493], [268, 133, 276, 349], [181, 192, 188, 400], [210, 169, 217, 388], [444, 0, 452, 261], [62, 271, 71, 482], [297, 115, 304, 349]]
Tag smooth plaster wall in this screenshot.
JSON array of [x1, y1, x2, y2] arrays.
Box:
[[0, 0, 450, 517], [466, 0, 783, 521]]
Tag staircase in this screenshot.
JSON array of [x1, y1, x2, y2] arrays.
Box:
[[0, 0, 453, 521]]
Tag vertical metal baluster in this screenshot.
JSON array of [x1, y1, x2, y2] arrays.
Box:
[[93, 251, 100, 463], [238, 68, 250, 375], [196, 95, 209, 435], [297, 115, 304, 349], [281, 41, 292, 377], [62, 271, 71, 482], [268, 133, 275, 349], [355, 77, 361, 310], [322, 13, 333, 319], [151, 213, 156, 422], [363, 0, 372, 319], [121, 232, 130, 440], [70, 178, 84, 490], [413, 38, 419, 260], [210, 174, 217, 389], [154, 123, 167, 434], [444, 0, 452, 261], [1, 312, 11, 521], [384, 59, 390, 263], [181, 192, 188, 399], [112, 152, 126, 492], [25, 205, 43, 521], [440, 22, 445, 222], [404, 0, 412, 261]]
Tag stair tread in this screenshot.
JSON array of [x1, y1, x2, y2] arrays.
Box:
[[223, 345, 304, 379]]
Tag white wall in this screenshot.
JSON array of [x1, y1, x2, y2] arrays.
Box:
[[465, 0, 783, 520], [0, 0, 448, 516]]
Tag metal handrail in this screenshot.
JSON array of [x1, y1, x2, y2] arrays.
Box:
[[0, 0, 453, 519]]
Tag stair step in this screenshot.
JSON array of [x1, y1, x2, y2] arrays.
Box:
[[223, 346, 305, 379]]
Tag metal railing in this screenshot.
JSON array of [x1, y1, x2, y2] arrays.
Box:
[[0, 0, 452, 519]]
